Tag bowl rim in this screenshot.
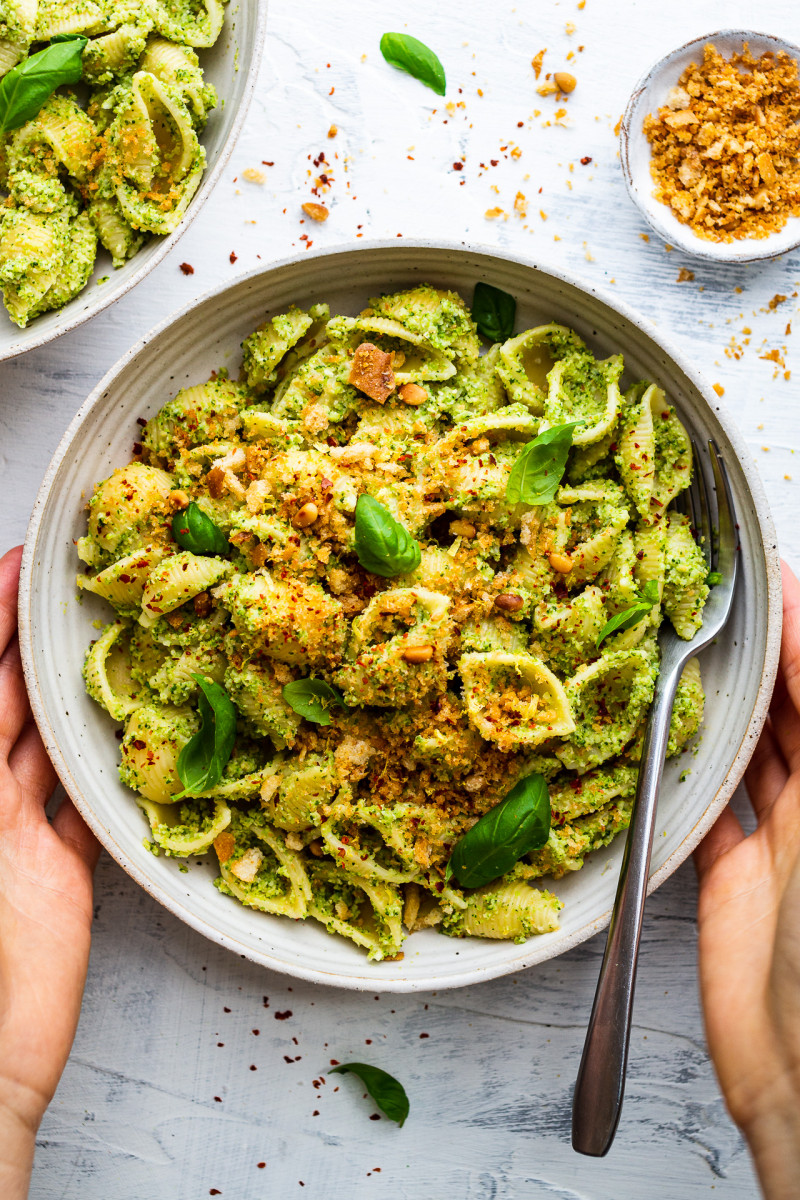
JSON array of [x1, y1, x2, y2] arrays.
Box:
[[17, 238, 783, 991], [0, 0, 269, 365], [619, 28, 800, 263]]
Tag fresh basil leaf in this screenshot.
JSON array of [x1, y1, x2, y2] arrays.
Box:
[[176, 675, 237, 796], [447, 773, 551, 889], [282, 678, 344, 726], [505, 422, 582, 506], [472, 282, 516, 342], [706, 570, 722, 586], [330, 1063, 410, 1127], [595, 580, 660, 647], [0, 37, 87, 135], [379, 32, 446, 96], [172, 502, 230, 556], [354, 494, 421, 577]]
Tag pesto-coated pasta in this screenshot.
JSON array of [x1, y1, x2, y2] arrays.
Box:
[[0, 0, 226, 326], [79, 284, 709, 961]]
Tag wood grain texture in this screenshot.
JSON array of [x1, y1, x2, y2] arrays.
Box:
[[1, 0, 797, 1195]]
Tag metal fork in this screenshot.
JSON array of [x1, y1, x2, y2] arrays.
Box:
[[571, 439, 740, 1157]]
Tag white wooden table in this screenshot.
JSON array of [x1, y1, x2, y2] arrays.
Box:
[[2, 0, 798, 1195]]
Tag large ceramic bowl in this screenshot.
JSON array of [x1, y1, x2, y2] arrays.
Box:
[[18, 242, 782, 992], [0, 0, 267, 363]]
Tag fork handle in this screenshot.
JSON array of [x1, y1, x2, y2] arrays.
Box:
[[571, 656, 684, 1157]]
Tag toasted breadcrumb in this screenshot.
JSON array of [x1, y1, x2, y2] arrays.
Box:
[[643, 44, 800, 241]]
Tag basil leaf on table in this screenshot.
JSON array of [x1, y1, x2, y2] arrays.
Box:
[[445, 773, 551, 889], [595, 579, 661, 648], [330, 1062, 410, 1127], [472, 282, 516, 342], [0, 37, 87, 135], [282, 678, 344, 726], [176, 674, 237, 797], [354, 494, 421, 577], [505, 422, 582, 506], [172, 502, 230, 556], [379, 32, 446, 96]]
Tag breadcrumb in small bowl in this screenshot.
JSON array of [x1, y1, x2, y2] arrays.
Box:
[[620, 30, 800, 263]]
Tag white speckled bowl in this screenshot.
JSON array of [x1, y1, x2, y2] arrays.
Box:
[[0, 0, 267, 363], [620, 30, 800, 262], [18, 241, 781, 992]]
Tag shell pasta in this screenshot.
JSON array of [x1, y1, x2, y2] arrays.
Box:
[[78, 284, 710, 962]]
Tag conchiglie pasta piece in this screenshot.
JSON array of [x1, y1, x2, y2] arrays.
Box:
[[449, 880, 562, 940], [557, 649, 658, 773], [667, 657, 704, 756], [83, 22, 152, 84], [334, 588, 453, 708], [143, 377, 247, 455], [544, 352, 623, 446], [35, 0, 106, 39], [321, 802, 421, 885], [460, 650, 575, 751], [217, 570, 346, 669], [0, 203, 71, 327], [139, 552, 231, 627], [151, 0, 226, 48], [87, 462, 174, 557], [215, 817, 312, 919], [633, 516, 667, 599], [83, 621, 144, 720], [533, 585, 607, 673], [557, 482, 629, 587], [663, 513, 709, 640], [497, 324, 584, 413], [308, 863, 404, 961], [139, 38, 217, 125], [267, 754, 338, 832], [140, 796, 231, 857], [77, 545, 170, 610], [651, 396, 692, 512], [615, 382, 656, 517], [119, 705, 197, 803], [87, 197, 145, 268], [360, 283, 480, 358], [549, 762, 638, 824]]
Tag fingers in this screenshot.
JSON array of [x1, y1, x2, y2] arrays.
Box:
[[777, 559, 800, 722], [745, 717, 790, 822], [8, 721, 57, 809], [51, 797, 101, 873], [0, 546, 22, 661], [694, 804, 745, 886], [0, 635, 30, 759]]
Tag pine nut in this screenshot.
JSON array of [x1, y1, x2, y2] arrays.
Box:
[[495, 593, 524, 612], [449, 520, 477, 538], [548, 552, 573, 573], [402, 644, 434, 664], [554, 71, 577, 93], [293, 501, 319, 528], [399, 383, 428, 406]]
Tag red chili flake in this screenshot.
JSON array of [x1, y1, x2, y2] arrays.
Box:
[[214, 1096, 221, 1102], [252, 1029, 260, 1036], [217, 1042, 224, 1047], [132, 739, 146, 750], [250, 1065, 257, 1071], [580, 156, 592, 165], [132, 442, 142, 455], [452, 161, 463, 170], [262, 161, 274, 166], [419, 1032, 430, 1039], [369, 1114, 381, 1121], [230, 251, 238, 263], [312, 1110, 320, 1116], [330, 1058, 340, 1065], [210, 1191, 221, 1196], [275, 1010, 292, 1020], [136, 416, 147, 427], [179, 263, 194, 275], [490, 159, 499, 166], [257, 1163, 266, 1169], [365, 1039, 372, 1045]]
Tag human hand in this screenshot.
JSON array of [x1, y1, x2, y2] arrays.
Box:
[[695, 560, 800, 1200], [0, 547, 99, 1200]]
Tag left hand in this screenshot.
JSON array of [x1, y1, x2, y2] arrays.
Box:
[[0, 546, 100, 1200]]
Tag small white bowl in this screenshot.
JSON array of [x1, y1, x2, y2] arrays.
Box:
[[0, 0, 267, 363], [18, 241, 782, 992], [620, 30, 800, 263]]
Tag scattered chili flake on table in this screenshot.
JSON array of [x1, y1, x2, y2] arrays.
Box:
[[179, 263, 194, 275], [229, 251, 238, 263], [643, 43, 800, 241]]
